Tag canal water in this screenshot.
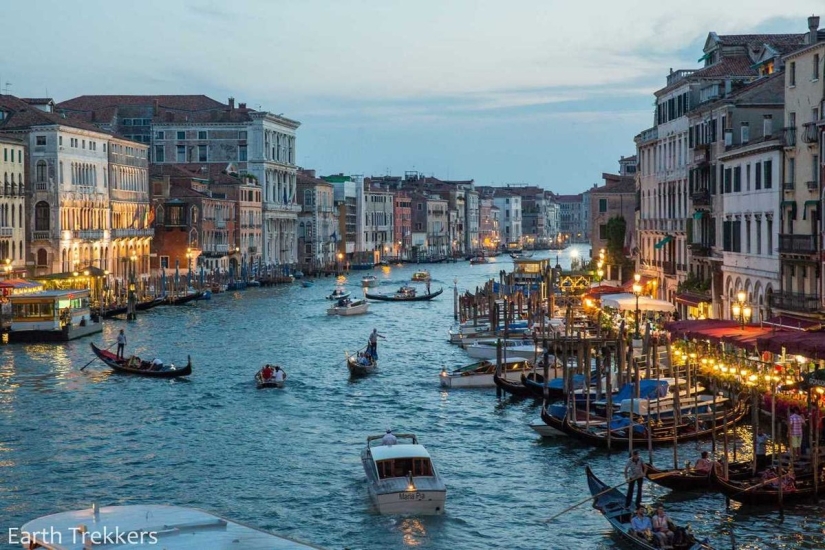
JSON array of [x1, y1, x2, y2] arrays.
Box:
[[1, 243, 823, 549]]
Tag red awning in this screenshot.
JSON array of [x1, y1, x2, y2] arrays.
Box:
[[586, 285, 624, 296], [764, 315, 822, 331], [756, 330, 825, 361], [674, 292, 710, 307]]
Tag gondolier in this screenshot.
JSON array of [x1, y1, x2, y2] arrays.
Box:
[[116, 329, 127, 359], [368, 328, 385, 357]]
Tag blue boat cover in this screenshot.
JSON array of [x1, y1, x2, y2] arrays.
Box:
[[613, 379, 667, 402]]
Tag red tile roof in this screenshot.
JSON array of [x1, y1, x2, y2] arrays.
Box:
[[0, 94, 120, 135], [716, 34, 805, 47], [58, 95, 226, 112]]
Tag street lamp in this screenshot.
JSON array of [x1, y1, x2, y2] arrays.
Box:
[[632, 273, 642, 339], [731, 290, 752, 329], [3, 258, 11, 279]]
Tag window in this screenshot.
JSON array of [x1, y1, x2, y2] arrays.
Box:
[[765, 160, 773, 188], [755, 161, 762, 190], [599, 198, 607, 213], [198, 145, 207, 162], [238, 131, 247, 140], [82, 140, 85, 149], [177, 131, 185, 140], [814, 155, 820, 184], [790, 61, 796, 86], [599, 224, 608, 239], [176, 145, 186, 163], [160, 256, 169, 269], [767, 219, 773, 255], [238, 145, 247, 161], [36, 135, 46, 146], [35, 201, 50, 231], [59, 136, 62, 146], [155, 131, 165, 140], [745, 164, 751, 191], [123, 118, 132, 126], [733, 166, 741, 192], [198, 131, 207, 140], [815, 54, 820, 80], [155, 145, 165, 163], [756, 219, 762, 255], [787, 157, 795, 186], [746, 220, 751, 254], [724, 167, 732, 193], [35, 160, 47, 182]]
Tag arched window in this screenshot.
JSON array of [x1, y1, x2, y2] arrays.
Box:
[[36, 160, 47, 182], [35, 201, 50, 231], [37, 249, 48, 267], [18, 205, 22, 228]]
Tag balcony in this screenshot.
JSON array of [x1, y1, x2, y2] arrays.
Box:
[[663, 261, 676, 275], [203, 244, 230, 254], [248, 246, 257, 254], [112, 228, 154, 238], [769, 292, 820, 313], [802, 122, 819, 144], [32, 230, 51, 241], [691, 189, 711, 207], [34, 181, 50, 192], [807, 181, 819, 191], [689, 243, 712, 257], [782, 126, 797, 147], [215, 219, 226, 229], [73, 229, 104, 241], [0, 227, 12, 239], [692, 143, 709, 165], [783, 181, 795, 191], [778, 234, 818, 254]]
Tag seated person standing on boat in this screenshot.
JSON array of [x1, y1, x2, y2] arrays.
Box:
[[651, 506, 674, 548], [273, 366, 286, 383], [693, 451, 714, 474], [382, 429, 398, 446], [630, 506, 653, 541]]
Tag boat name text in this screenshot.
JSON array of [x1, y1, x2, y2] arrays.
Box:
[[399, 492, 426, 501]]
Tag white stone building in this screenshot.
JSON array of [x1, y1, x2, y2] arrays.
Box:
[[0, 134, 26, 271], [493, 192, 522, 248]]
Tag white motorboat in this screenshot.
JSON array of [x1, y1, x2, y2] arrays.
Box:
[[327, 298, 369, 316], [361, 275, 379, 288], [17, 504, 326, 549], [361, 432, 446, 515], [439, 358, 532, 388], [326, 287, 351, 300], [464, 340, 544, 360]]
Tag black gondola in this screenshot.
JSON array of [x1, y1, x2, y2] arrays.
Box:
[[89, 342, 192, 378], [364, 287, 443, 302], [167, 292, 203, 305], [492, 370, 535, 397], [586, 466, 714, 550], [709, 464, 818, 505], [347, 352, 377, 377], [645, 461, 753, 492], [136, 296, 166, 311]]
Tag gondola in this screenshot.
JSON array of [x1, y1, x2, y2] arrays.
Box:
[[98, 304, 128, 318], [709, 464, 818, 505], [645, 460, 753, 492], [541, 399, 749, 450], [89, 342, 192, 378], [586, 466, 714, 550], [365, 287, 443, 302], [492, 370, 535, 397], [346, 351, 377, 377], [167, 291, 203, 305], [135, 296, 166, 311]]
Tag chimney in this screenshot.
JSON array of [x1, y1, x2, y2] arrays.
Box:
[[153, 99, 159, 115], [809, 15, 820, 44], [228, 97, 235, 110], [239, 102, 246, 109]]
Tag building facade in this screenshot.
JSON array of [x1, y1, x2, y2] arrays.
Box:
[[0, 134, 26, 271], [297, 170, 337, 270]]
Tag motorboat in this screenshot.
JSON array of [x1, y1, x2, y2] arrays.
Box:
[[326, 287, 351, 300], [18, 504, 326, 549], [469, 256, 488, 265], [439, 358, 532, 388], [302, 280, 314, 288], [361, 432, 446, 515], [411, 270, 431, 281], [327, 298, 369, 316], [447, 319, 530, 344], [361, 275, 379, 288], [464, 339, 544, 360], [255, 365, 286, 388]]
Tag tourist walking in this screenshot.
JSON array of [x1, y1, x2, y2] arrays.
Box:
[[624, 449, 646, 509], [116, 329, 127, 360]]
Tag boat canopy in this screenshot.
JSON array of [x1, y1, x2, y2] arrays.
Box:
[[612, 379, 668, 401], [371, 443, 431, 461]]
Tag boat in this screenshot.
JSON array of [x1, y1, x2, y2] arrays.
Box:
[[135, 296, 166, 311], [327, 287, 351, 300], [469, 256, 489, 265], [255, 365, 286, 388], [347, 350, 377, 377], [247, 279, 261, 287], [361, 275, 379, 288], [19, 504, 326, 550], [464, 339, 544, 360], [167, 290, 204, 305], [586, 466, 714, 550], [510, 252, 534, 259], [302, 280, 315, 288], [90, 342, 192, 378], [709, 464, 818, 505], [365, 286, 443, 302], [411, 270, 431, 281], [645, 460, 753, 492], [439, 358, 532, 389], [7, 289, 103, 343], [293, 270, 305, 279], [361, 432, 447, 515], [327, 298, 370, 316]]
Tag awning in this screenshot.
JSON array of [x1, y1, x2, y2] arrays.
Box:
[[803, 200, 819, 220], [697, 52, 711, 63], [756, 330, 825, 361], [764, 315, 822, 331], [0, 279, 44, 296], [781, 201, 798, 219], [654, 235, 673, 250], [675, 292, 711, 307], [601, 293, 676, 313]]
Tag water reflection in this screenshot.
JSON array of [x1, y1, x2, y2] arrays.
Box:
[[397, 517, 428, 546]]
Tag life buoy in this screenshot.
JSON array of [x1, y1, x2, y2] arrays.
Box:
[[762, 350, 771, 363]]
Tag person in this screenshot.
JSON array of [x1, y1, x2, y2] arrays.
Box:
[[651, 506, 674, 548], [261, 364, 274, 380], [789, 407, 805, 460], [368, 328, 385, 357], [116, 329, 127, 360], [151, 358, 164, 371], [694, 451, 714, 474], [273, 365, 286, 383], [381, 429, 397, 446], [426, 279, 431, 294], [755, 428, 769, 470], [630, 506, 653, 541], [624, 449, 646, 509]]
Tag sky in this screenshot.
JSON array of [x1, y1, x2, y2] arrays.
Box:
[[1, 0, 822, 193]]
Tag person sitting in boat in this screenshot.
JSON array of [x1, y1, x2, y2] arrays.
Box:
[[651, 506, 674, 548], [693, 451, 714, 474], [629, 506, 653, 542], [127, 356, 141, 369], [381, 429, 398, 446], [273, 366, 286, 383], [151, 358, 164, 371], [261, 364, 274, 380]]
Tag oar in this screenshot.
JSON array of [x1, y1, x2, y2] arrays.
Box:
[[544, 478, 631, 522], [80, 343, 116, 371]]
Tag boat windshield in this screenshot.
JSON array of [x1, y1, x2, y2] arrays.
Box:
[[376, 458, 433, 479]]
